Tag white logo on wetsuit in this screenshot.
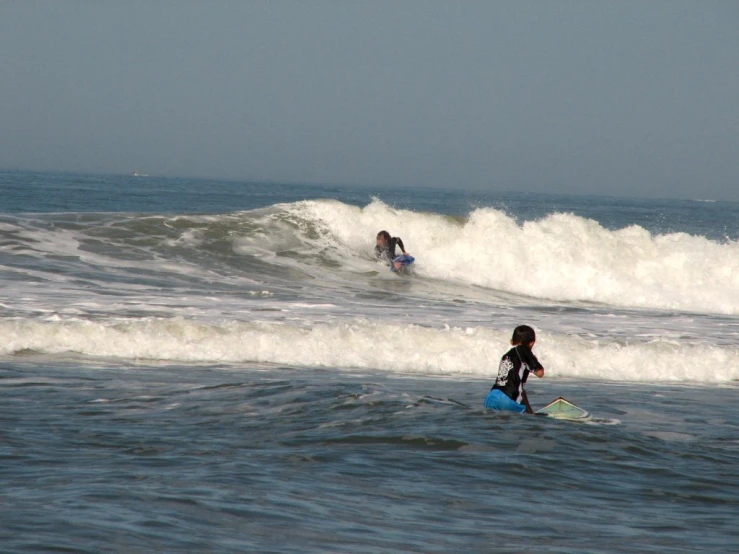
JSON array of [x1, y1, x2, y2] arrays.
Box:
[[497, 357, 514, 385]]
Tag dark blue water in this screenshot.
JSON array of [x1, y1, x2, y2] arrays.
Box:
[[2, 359, 738, 553], [3, 170, 736, 240]]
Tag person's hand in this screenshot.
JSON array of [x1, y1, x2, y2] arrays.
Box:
[[534, 368, 545, 378]]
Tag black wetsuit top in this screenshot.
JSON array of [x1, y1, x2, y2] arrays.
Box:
[[375, 237, 406, 262], [491, 344, 543, 403]]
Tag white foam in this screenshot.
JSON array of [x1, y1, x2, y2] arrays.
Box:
[[2, 317, 737, 383], [282, 199, 739, 314]]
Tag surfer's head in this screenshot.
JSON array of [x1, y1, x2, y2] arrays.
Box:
[[376, 230, 391, 246], [511, 325, 536, 348]]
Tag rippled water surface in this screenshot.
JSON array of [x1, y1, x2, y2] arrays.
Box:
[[2, 359, 738, 553]]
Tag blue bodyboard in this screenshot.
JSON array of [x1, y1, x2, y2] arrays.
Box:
[[390, 254, 415, 272]]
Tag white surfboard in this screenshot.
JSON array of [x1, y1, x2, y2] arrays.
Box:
[[535, 396, 590, 421]]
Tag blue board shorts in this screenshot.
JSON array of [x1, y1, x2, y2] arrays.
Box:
[[483, 389, 527, 413]]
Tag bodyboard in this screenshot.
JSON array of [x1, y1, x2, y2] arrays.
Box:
[[390, 254, 415, 272], [535, 397, 589, 421]]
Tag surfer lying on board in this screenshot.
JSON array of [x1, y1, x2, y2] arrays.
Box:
[[375, 230, 413, 272], [484, 325, 545, 414]]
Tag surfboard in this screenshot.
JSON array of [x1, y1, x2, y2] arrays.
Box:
[[390, 254, 415, 273], [535, 397, 589, 421]]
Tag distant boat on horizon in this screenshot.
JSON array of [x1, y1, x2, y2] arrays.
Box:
[[130, 171, 149, 177]]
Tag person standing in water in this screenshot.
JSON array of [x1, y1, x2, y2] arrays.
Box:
[[484, 325, 545, 414], [375, 230, 410, 271]]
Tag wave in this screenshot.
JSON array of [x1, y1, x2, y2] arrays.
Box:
[[2, 318, 737, 383], [2, 199, 739, 315], [270, 199, 739, 314]]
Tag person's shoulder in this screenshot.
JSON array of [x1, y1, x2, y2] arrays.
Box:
[[517, 344, 543, 368], [501, 346, 517, 359]]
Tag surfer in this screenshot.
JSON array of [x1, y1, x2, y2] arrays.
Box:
[[483, 325, 545, 414], [375, 230, 412, 272]]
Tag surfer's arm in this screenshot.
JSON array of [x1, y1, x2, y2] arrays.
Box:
[[395, 237, 406, 254], [522, 348, 544, 378]]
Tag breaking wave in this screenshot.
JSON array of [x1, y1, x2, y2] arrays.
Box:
[[269, 199, 739, 314], [2, 318, 737, 383]]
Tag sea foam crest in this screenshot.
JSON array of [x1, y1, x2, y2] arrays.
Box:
[[2, 318, 737, 383], [285, 199, 739, 314]]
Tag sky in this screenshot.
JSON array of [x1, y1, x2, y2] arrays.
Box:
[[1, 1, 738, 200]]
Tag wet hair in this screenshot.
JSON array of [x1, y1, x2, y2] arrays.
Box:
[[511, 325, 536, 346], [376, 230, 391, 242]]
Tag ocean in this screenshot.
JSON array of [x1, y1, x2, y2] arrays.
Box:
[[1, 170, 737, 553]]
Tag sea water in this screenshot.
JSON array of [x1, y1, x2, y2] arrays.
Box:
[[1, 170, 737, 553]]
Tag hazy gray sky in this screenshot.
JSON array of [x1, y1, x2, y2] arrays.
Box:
[[1, 1, 738, 199]]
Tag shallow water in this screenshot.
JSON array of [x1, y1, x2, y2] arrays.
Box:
[[2, 358, 738, 553]]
